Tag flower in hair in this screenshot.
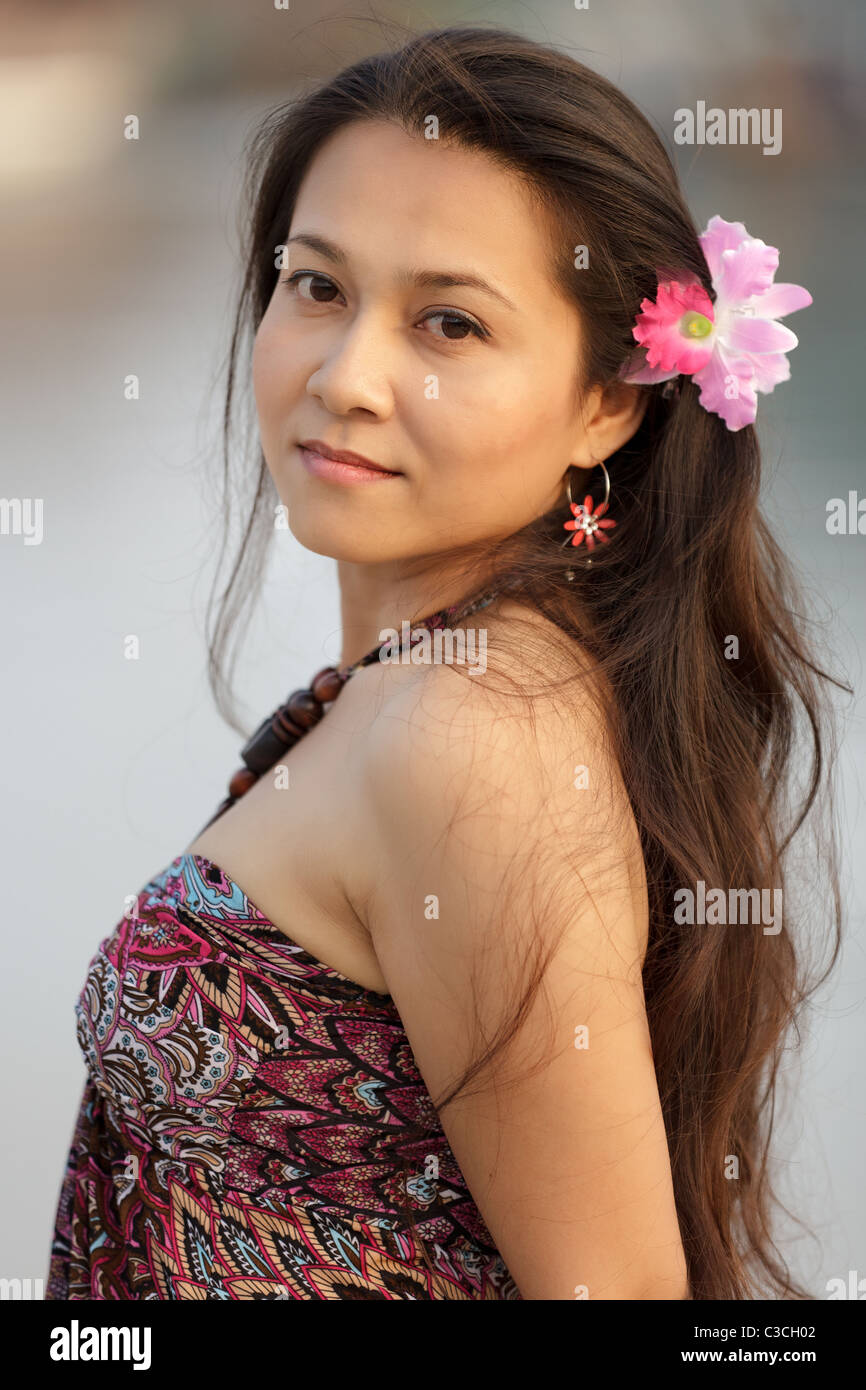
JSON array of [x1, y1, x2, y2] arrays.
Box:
[[620, 216, 812, 430], [563, 495, 616, 549]]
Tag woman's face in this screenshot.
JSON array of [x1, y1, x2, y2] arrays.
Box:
[[253, 118, 620, 566]]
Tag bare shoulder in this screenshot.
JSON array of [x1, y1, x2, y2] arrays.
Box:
[[351, 593, 612, 749], [345, 594, 648, 972]]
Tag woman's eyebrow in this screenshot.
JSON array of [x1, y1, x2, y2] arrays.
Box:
[[285, 232, 518, 312]]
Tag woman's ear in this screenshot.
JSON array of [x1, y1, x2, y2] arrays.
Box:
[[581, 380, 649, 461]]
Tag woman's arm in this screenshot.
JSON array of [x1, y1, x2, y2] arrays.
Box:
[[352, 661, 689, 1301]]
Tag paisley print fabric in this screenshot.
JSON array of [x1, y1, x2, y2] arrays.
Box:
[[46, 853, 520, 1300]]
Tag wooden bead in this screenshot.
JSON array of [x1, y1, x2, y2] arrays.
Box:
[[273, 709, 306, 741], [240, 716, 290, 774], [228, 767, 257, 798], [286, 690, 322, 728], [311, 667, 345, 703], [309, 667, 336, 691]]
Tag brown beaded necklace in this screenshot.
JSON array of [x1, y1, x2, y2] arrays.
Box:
[[196, 585, 503, 835]]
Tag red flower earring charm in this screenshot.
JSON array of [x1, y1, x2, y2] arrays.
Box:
[[560, 460, 616, 577], [563, 493, 616, 550]]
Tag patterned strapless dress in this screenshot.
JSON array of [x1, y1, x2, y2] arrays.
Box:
[[45, 852, 521, 1300]]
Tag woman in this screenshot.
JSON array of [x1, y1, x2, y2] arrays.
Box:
[[46, 25, 842, 1301]]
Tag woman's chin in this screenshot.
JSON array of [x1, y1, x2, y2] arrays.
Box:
[[284, 516, 406, 565]]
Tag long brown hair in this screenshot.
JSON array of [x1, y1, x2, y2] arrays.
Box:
[[204, 25, 846, 1299]]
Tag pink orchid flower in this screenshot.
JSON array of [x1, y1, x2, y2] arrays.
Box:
[[620, 216, 812, 430]]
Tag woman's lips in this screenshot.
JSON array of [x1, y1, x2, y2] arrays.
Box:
[[298, 445, 403, 484]]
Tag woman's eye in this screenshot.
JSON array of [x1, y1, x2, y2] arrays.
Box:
[[283, 271, 341, 303], [281, 272, 488, 341], [420, 310, 488, 342]]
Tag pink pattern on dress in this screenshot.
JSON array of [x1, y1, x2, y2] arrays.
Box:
[[45, 853, 520, 1300]]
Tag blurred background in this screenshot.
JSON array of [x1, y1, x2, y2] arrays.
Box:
[[1, 0, 863, 1296]]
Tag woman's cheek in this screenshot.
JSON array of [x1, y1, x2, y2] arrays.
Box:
[[252, 327, 290, 434]]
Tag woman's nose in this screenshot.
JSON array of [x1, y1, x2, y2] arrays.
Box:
[[305, 311, 397, 418]]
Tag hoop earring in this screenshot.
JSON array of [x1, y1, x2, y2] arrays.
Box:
[[560, 458, 617, 578]]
